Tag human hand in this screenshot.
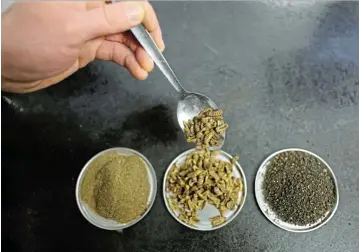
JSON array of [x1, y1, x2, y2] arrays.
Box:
[[1, 1, 164, 93]]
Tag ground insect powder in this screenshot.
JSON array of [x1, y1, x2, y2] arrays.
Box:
[[81, 151, 150, 223], [263, 151, 336, 225]]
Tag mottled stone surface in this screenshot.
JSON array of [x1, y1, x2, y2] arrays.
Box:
[[2, 2, 359, 252]]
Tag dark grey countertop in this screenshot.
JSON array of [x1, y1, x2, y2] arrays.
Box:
[[2, 2, 359, 252]]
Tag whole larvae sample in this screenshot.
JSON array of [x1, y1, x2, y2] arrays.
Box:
[[166, 148, 243, 227], [184, 108, 228, 149]]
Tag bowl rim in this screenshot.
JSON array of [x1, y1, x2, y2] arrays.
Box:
[[75, 147, 157, 230]]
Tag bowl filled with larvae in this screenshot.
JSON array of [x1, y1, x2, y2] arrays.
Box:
[[183, 108, 228, 150], [163, 148, 247, 231]]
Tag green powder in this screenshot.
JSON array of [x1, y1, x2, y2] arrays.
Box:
[[81, 151, 150, 223]]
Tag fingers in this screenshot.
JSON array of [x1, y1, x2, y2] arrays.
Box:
[[106, 32, 141, 52], [79, 1, 164, 49], [77, 1, 164, 79], [105, 32, 155, 72], [136, 47, 154, 72], [141, 2, 165, 51], [96, 40, 148, 80], [105, 21, 164, 53], [78, 1, 144, 39]]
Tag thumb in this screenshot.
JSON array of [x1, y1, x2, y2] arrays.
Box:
[[79, 2, 145, 40]]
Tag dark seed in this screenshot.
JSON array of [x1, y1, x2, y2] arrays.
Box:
[[263, 151, 336, 225]]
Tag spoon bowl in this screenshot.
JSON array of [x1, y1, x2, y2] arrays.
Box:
[[177, 92, 225, 150], [177, 92, 218, 129]]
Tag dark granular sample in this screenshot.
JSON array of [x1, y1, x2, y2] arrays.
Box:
[[263, 151, 336, 225]]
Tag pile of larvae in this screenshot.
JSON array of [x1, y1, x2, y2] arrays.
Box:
[[184, 108, 228, 149], [166, 148, 243, 227]]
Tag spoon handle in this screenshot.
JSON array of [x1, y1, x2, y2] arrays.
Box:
[[131, 25, 186, 94]]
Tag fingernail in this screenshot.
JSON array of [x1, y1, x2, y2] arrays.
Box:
[[159, 40, 165, 52], [139, 69, 148, 80], [124, 3, 144, 24], [146, 59, 155, 72]]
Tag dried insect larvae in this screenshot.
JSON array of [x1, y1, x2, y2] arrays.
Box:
[[183, 108, 228, 149], [209, 215, 226, 227], [166, 149, 244, 228]]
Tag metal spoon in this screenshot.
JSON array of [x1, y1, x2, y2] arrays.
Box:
[[131, 25, 225, 149]]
